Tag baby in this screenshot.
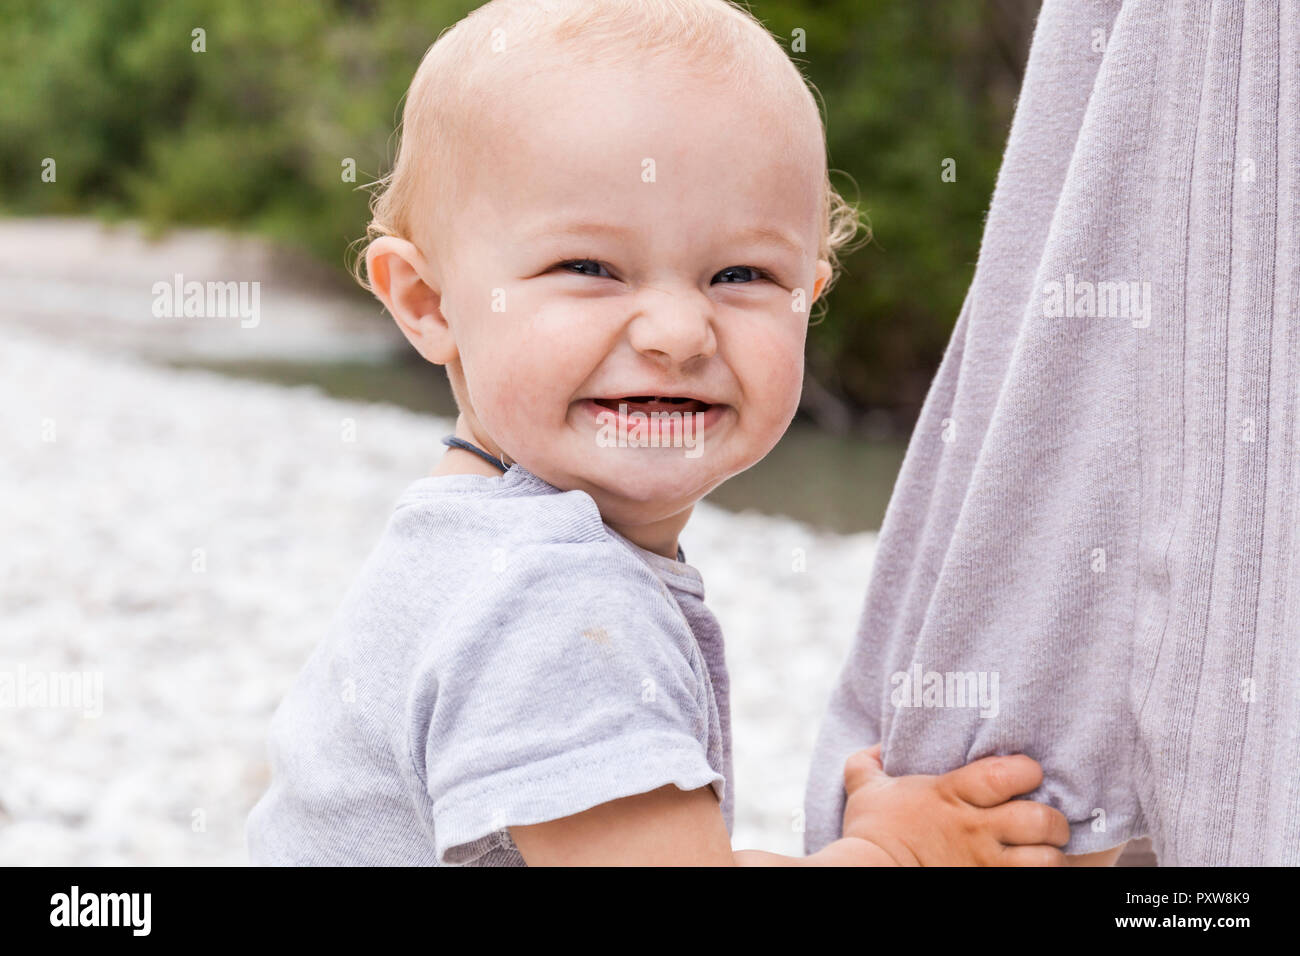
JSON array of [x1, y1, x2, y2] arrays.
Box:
[[246, 0, 1068, 866]]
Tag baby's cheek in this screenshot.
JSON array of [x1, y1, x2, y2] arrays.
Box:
[[482, 344, 567, 437], [745, 333, 805, 430], [479, 364, 544, 434]]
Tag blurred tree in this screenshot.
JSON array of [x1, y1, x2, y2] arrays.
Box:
[[0, 0, 1038, 432], [760, 0, 1037, 431]]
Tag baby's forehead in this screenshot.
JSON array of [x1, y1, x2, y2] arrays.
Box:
[[451, 30, 809, 123], [420, 64, 822, 238], [396, 14, 827, 253], [460, 54, 820, 165]]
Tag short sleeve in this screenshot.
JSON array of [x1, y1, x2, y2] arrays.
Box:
[[414, 541, 723, 865]]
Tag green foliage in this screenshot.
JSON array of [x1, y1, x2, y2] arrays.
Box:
[[0, 0, 1031, 426], [756, 0, 1030, 420]]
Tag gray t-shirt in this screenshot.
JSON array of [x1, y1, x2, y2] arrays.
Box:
[[246, 465, 733, 865]]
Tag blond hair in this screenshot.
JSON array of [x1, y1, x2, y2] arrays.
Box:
[[349, 0, 866, 316]]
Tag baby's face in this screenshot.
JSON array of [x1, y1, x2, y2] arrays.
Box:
[[433, 60, 831, 529]]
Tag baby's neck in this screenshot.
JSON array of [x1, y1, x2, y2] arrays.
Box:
[[604, 507, 693, 562], [433, 418, 694, 561]]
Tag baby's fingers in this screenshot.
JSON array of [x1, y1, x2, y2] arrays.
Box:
[[988, 800, 1070, 847], [842, 744, 885, 794], [940, 754, 1044, 807], [996, 845, 1068, 867]]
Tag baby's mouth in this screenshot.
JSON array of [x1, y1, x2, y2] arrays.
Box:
[[592, 396, 713, 414]]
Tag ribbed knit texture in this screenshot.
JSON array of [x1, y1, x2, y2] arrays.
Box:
[[804, 0, 1299, 864]]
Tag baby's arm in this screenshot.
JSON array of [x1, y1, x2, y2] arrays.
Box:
[[511, 784, 889, 866], [511, 747, 1069, 866]]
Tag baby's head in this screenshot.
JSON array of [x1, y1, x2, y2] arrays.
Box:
[[358, 0, 861, 540]]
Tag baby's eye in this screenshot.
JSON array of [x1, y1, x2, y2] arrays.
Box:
[[556, 259, 613, 278], [713, 265, 771, 284]]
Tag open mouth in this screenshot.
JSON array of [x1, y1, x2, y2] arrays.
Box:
[[592, 396, 713, 414]]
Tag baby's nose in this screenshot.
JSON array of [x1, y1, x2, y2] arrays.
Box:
[[625, 295, 717, 365]]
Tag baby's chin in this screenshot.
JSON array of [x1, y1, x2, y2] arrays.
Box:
[[541, 450, 732, 516]]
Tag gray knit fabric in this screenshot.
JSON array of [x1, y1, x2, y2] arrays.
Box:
[[805, 0, 1299, 865], [247, 465, 733, 865]]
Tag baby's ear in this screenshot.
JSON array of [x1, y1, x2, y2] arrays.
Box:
[[811, 259, 833, 304], [366, 237, 457, 365]]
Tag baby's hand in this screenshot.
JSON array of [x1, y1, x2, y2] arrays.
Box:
[[840, 745, 1069, 866]]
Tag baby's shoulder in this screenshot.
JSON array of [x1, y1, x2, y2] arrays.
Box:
[[389, 470, 610, 552], [381, 471, 671, 613]]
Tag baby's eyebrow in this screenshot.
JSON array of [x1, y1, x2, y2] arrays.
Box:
[[523, 219, 634, 244], [522, 218, 804, 257], [721, 225, 805, 257]]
